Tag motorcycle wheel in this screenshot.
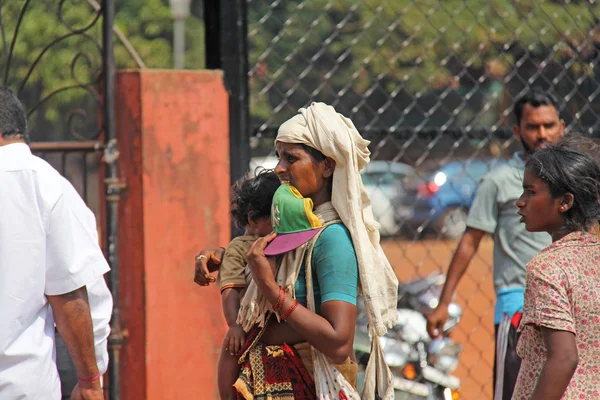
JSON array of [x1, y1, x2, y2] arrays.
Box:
[[429, 383, 450, 400]]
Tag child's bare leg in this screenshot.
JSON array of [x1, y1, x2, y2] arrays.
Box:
[[218, 341, 241, 400]]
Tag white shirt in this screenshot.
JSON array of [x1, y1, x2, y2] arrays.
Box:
[[0, 143, 112, 399]]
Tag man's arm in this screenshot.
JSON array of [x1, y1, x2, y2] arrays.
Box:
[[48, 286, 103, 399], [46, 182, 113, 374], [43, 179, 112, 400], [86, 276, 112, 375], [426, 227, 485, 337], [531, 328, 578, 400], [427, 175, 499, 338]]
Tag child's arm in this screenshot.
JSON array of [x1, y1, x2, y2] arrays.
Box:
[[221, 288, 245, 355], [221, 288, 242, 328], [217, 238, 249, 354]]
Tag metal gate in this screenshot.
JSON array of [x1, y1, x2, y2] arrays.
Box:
[[1, 1, 122, 398]]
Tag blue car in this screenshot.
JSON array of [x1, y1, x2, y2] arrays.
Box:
[[400, 158, 508, 239]]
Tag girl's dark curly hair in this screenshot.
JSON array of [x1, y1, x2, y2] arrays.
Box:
[[230, 169, 280, 229], [526, 133, 600, 233]]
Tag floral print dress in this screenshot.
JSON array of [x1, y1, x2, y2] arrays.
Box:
[[512, 232, 600, 399]]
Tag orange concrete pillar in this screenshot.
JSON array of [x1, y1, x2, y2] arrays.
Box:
[[114, 70, 230, 400]]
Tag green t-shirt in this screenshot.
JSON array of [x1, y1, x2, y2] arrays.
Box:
[[294, 223, 359, 314], [466, 152, 552, 293]]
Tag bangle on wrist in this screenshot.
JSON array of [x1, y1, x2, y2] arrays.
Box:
[[273, 286, 286, 314], [78, 372, 101, 383], [281, 299, 300, 320]]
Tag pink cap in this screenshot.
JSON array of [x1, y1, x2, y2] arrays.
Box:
[[264, 228, 322, 256]]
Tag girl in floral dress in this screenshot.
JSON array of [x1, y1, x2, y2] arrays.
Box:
[[513, 134, 600, 399]]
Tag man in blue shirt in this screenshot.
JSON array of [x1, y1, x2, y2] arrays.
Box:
[[426, 88, 565, 400]]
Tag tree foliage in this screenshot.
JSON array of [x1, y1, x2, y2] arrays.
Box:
[[247, 0, 600, 132], [0, 0, 205, 141], [2, 0, 598, 141]]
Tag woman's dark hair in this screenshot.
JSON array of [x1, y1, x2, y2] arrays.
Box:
[[230, 169, 280, 229], [300, 144, 326, 162], [526, 133, 600, 232]]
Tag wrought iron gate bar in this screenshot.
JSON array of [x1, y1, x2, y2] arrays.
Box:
[[101, 1, 123, 399], [29, 141, 104, 152], [2, 0, 30, 86]]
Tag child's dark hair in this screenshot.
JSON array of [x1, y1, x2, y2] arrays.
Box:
[[230, 169, 280, 229], [526, 133, 600, 232]]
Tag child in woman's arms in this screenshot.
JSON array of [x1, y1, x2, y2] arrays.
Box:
[[213, 170, 279, 400]]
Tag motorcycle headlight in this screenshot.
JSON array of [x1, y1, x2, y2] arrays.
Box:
[[443, 303, 463, 332], [428, 338, 462, 373], [380, 336, 412, 367], [412, 285, 443, 314]]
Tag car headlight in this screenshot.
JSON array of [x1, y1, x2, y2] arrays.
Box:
[[428, 338, 462, 373], [434, 171, 447, 186]]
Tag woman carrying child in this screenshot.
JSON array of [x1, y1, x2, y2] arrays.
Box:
[[196, 103, 398, 399], [512, 134, 600, 399]]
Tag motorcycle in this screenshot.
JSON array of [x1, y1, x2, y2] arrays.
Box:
[[354, 273, 463, 399]]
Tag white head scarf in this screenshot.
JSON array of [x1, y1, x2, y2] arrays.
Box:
[[277, 102, 398, 336]]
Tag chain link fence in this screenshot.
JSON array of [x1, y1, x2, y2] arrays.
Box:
[[245, 1, 600, 398]]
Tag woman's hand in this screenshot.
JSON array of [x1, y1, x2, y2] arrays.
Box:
[[193, 247, 225, 286], [246, 233, 278, 297]]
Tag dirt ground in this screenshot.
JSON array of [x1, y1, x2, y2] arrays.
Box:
[[381, 236, 496, 400]]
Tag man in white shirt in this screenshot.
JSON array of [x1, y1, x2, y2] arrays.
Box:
[[0, 87, 112, 400]]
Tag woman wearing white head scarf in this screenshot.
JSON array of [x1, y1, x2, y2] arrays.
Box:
[[236, 102, 398, 400]]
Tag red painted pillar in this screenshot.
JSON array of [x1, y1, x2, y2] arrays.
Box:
[[114, 70, 230, 400]]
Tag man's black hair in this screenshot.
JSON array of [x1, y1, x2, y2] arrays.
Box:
[[513, 87, 560, 125], [0, 87, 28, 143], [230, 169, 281, 229]]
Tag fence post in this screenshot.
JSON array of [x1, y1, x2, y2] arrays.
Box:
[[204, 0, 250, 187], [102, 1, 124, 399]]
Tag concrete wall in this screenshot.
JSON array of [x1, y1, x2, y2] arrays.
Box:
[[114, 70, 230, 399]]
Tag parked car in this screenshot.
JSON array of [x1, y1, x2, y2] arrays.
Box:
[[361, 161, 418, 237], [401, 158, 508, 239]]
